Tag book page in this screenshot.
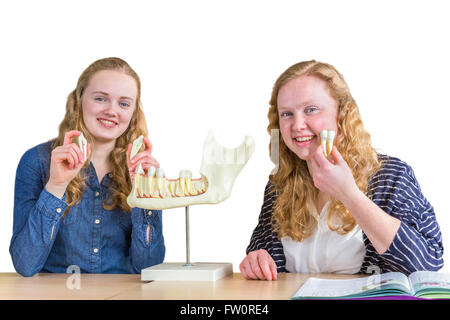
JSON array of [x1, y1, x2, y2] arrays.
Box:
[[409, 271, 450, 296], [293, 273, 411, 299]]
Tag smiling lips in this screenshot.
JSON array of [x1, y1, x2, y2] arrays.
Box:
[[294, 135, 315, 145], [295, 135, 314, 142], [98, 118, 118, 128]]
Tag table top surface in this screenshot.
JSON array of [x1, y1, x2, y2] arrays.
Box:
[[0, 272, 366, 300]]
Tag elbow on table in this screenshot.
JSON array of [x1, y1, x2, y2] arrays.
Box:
[[10, 248, 41, 277], [12, 260, 40, 277]]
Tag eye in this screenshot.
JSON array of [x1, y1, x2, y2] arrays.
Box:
[[120, 101, 131, 108], [279, 111, 292, 118], [95, 96, 105, 102], [304, 105, 318, 114]]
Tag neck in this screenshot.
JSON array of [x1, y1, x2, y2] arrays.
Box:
[[306, 159, 331, 213], [90, 139, 116, 167]]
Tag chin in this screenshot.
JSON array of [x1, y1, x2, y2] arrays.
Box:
[[91, 132, 119, 143]]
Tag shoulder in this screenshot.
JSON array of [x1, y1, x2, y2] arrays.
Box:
[[369, 153, 425, 204], [18, 140, 55, 174], [371, 154, 417, 185], [376, 154, 413, 174]]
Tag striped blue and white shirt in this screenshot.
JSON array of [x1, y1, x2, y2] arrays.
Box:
[[246, 154, 444, 275]]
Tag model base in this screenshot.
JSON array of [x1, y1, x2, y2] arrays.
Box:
[[141, 262, 233, 282]]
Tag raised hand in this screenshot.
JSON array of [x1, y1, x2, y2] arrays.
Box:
[[45, 130, 89, 198], [126, 137, 160, 181], [308, 144, 359, 204]]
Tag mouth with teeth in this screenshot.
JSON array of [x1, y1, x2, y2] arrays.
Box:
[[98, 118, 118, 128], [295, 135, 314, 142], [294, 135, 316, 146], [127, 131, 255, 210]]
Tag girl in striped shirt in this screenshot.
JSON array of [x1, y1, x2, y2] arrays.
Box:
[[240, 60, 443, 280]]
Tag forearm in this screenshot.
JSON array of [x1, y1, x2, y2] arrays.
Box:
[[45, 181, 68, 199], [10, 189, 66, 276], [341, 189, 401, 255]]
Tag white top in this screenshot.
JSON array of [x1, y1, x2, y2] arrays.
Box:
[[281, 201, 365, 274]]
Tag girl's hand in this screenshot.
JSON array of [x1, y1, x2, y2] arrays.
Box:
[[308, 145, 359, 203], [239, 249, 277, 281], [46, 130, 90, 198], [126, 137, 160, 181]]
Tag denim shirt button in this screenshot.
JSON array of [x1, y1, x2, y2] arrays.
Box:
[[56, 208, 62, 213], [94, 219, 100, 224], [93, 248, 99, 253], [95, 191, 100, 197]]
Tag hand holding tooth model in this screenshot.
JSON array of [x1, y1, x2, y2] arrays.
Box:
[[127, 131, 255, 210]]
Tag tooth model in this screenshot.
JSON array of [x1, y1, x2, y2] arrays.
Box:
[[127, 131, 255, 210], [77, 132, 88, 162], [130, 135, 144, 160], [320, 130, 335, 157]]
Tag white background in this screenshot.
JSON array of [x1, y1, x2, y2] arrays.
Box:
[[1, 0, 449, 273]]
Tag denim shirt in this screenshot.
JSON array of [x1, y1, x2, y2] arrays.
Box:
[[10, 141, 165, 276]]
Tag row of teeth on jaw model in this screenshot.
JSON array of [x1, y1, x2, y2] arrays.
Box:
[[320, 130, 335, 157], [130, 135, 209, 199], [127, 131, 255, 210], [134, 164, 209, 198]]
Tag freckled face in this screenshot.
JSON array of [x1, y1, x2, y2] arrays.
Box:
[[81, 70, 137, 144], [277, 75, 338, 161]]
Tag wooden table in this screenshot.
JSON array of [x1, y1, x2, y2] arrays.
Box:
[[0, 272, 365, 300]]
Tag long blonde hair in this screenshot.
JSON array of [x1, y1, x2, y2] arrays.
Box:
[[268, 60, 381, 241], [52, 57, 148, 214]]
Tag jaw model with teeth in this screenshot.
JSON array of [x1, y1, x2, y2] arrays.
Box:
[[320, 130, 335, 157], [126, 131, 255, 210]]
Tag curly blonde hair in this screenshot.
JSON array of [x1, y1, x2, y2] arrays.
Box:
[[268, 60, 381, 242], [52, 57, 148, 215]]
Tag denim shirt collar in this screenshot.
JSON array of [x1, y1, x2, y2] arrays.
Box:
[[82, 162, 112, 191]]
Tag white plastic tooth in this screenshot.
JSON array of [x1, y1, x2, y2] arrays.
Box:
[[130, 135, 144, 161], [147, 166, 156, 195], [78, 133, 87, 162], [320, 130, 329, 156], [184, 170, 192, 196], [148, 166, 156, 177], [156, 168, 165, 197], [156, 168, 164, 178], [141, 175, 147, 197], [135, 163, 143, 197], [179, 170, 186, 195], [167, 180, 176, 197], [135, 170, 141, 197], [327, 130, 335, 156], [136, 162, 145, 175]]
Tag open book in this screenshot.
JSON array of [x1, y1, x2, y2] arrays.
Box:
[[292, 271, 450, 300]]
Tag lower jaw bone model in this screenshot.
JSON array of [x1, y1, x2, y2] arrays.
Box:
[[127, 131, 255, 210], [320, 130, 335, 157]]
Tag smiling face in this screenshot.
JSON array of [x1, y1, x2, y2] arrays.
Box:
[[81, 70, 137, 145], [277, 75, 338, 161]]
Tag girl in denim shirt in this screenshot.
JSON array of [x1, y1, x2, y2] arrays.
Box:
[[10, 57, 165, 276]]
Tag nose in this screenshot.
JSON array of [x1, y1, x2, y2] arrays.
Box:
[[103, 100, 118, 117], [292, 113, 307, 131]]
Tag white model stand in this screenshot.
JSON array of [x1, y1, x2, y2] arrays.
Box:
[[141, 206, 233, 281]]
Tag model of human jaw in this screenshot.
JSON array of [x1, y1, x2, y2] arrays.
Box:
[[320, 130, 335, 157], [126, 131, 255, 210]]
